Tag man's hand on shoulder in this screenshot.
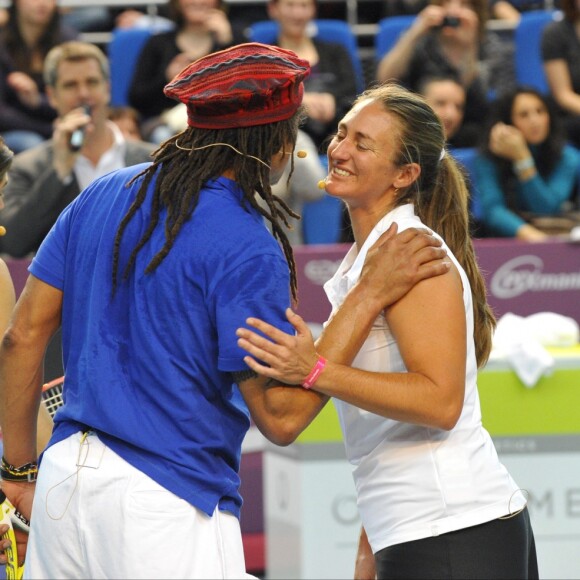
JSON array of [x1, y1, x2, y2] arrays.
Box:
[[357, 223, 450, 311]]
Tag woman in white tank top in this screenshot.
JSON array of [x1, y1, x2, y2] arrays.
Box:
[[237, 83, 538, 579]]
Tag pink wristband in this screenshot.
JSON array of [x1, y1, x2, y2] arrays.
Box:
[[302, 355, 327, 390]]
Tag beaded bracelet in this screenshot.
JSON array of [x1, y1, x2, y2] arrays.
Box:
[[302, 355, 327, 390], [0, 457, 38, 483]]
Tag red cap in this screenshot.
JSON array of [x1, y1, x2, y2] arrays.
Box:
[[164, 43, 311, 130]]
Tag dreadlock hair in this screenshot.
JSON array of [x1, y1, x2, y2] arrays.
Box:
[[112, 106, 306, 303], [355, 83, 496, 367]]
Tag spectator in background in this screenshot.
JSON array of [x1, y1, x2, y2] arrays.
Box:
[[0, 0, 78, 153], [265, 0, 359, 151], [541, 0, 580, 150], [270, 129, 327, 244], [108, 106, 144, 142], [128, 0, 246, 144], [0, 41, 154, 259], [418, 75, 465, 144], [474, 86, 580, 241], [418, 75, 486, 236], [377, 0, 515, 147]]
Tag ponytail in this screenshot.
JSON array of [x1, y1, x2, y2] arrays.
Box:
[[359, 83, 496, 367]]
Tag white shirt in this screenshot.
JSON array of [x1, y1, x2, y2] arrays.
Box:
[[74, 121, 127, 192], [324, 204, 525, 553]]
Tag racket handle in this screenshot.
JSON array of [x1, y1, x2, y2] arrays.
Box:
[[0, 491, 27, 580]]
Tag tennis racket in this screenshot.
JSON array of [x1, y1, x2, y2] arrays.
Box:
[[41, 376, 64, 418], [0, 490, 30, 580]]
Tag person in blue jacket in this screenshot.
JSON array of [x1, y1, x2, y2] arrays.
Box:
[[474, 86, 580, 240]]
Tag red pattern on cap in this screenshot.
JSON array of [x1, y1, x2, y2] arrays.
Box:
[[164, 43, 311, 129]]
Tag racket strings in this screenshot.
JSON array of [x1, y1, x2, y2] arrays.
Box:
[[41, 385, 63, 418]]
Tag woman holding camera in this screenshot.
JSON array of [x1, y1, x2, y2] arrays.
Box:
[[377, 0, 514, 147]]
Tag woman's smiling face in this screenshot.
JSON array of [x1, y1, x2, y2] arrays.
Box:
[[325, 98, 404, 211]]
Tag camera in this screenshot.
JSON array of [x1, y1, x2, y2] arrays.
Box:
[[440, 16, 460, 28]]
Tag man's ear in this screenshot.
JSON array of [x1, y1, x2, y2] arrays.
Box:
[[394, 163, 421, 190], [46, 85, 57, 111]]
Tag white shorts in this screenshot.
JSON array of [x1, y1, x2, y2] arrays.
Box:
[[25, 430, 254, 579]]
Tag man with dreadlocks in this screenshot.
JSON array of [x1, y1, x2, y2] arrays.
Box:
[[0, 43, 448, 578]]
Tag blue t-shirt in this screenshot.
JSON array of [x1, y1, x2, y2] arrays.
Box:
[[31, 164, 293, 518]]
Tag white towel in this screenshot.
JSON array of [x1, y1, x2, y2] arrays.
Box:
[[491, 312, 579, 388]]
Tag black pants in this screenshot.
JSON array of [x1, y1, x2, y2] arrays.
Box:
[[374, 508, 538, 580]]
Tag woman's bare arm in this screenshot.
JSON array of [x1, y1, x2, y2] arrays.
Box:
[[240, 262, 465, 431]]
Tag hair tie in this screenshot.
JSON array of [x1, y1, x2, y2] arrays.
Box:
[[439, 148, 446, 162]]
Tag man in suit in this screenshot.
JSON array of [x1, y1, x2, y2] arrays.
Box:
[[0, 41, 155, 259]]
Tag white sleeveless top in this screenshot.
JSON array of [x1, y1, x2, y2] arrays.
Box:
[[324, 204, 525, 553]]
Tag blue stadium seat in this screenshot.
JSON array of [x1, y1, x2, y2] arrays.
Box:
[[375, 15, 415, 62], [514, 10, 560, 94], [302, 194, 343, 244], [247, 20, 365, 92], [108, 27, 154, 107], [301, 154, 343, 244], [452, 147, 483, 221]]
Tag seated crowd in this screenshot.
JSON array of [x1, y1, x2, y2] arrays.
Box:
[[0, 0, 578, 251]]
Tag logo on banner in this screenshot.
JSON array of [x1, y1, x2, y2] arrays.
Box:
[[304, 259, 343, 285], [491, 255, 580, 299]]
